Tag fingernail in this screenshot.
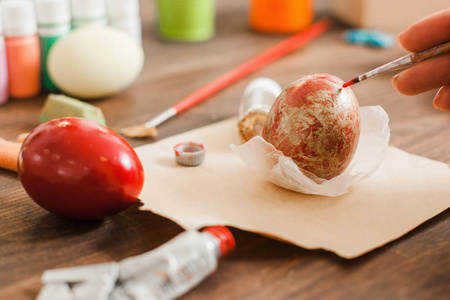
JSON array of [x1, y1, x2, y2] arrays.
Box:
[[391, 73, 399, 87], [396, 32, 404, 47], [433, 89, 442, 110]]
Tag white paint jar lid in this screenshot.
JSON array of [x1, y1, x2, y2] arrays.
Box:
[[71, 0, 106, 19], [106, 0, 139, 21], [36, 0, 71, 25], [1, 0, 37, 37]]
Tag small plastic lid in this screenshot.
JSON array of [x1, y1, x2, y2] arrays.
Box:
[[202, 226, 236, 257], [36, 0, 71, 25], [71, 0, 107, 19], [106, 0, 140, 21], [1, 0, 37, 37], [173, 141, 206, 167], [244, 77, 282, 98]]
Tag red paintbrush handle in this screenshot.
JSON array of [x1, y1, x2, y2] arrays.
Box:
[[173, 18, 332, 113]]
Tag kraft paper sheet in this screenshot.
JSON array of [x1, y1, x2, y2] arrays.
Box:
[[135, 118, 450, 259]]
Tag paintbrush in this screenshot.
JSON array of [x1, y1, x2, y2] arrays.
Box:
[[121, 18, 331, 138], [343, 41, 450, 88]]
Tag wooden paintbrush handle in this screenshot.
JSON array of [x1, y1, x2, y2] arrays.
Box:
[[173, 18, 332, 113], [412, 41, 450, 63], [0, 138, 22, 172]]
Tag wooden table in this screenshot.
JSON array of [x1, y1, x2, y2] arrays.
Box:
[[1, 2, 449, 299]]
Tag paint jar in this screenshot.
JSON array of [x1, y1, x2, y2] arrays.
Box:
[[0, 6, 9, 105], [1, 0, 41, 99], [156, 0, 215, 42], [36, 0, 71, 92], [110, 226, 235, 299], [106, 0, 142, 45], [250, 0, 314, 34], [71, 0, 107, 29], [238, 78, 282, 142]]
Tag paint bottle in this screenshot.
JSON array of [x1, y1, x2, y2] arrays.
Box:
[[110, 226, 235, 300], [250, 0, 314, 34], [36, 0, 71, 92], [71, 0, 107, 29], [1, 0, 41, 99], [106, 0, 142, 45], [0, 6, 9, 105], [156, 0, 215, 42], [238, 78, 282, 142]]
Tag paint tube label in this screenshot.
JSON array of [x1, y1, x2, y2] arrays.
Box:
[[110, 231, 219, 300]]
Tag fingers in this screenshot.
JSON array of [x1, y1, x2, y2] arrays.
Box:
[[395, 8, 450, 112], [397, 8, 450, 53], [433, 86, 450, 111], [392, 53, 450, 95]]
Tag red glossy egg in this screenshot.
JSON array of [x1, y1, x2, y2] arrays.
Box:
[[262, 73, 360, 180], [18, 118, 144, 220]]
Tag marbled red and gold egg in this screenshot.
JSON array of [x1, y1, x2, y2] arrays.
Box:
[[262, 74, 360, 180]]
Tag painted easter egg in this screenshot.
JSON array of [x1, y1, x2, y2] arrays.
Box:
[[262, 73, 360, 180], [18, 118, 144, 220], [48, 27, 144, 99]]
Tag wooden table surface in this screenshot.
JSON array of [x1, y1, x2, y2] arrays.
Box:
[[1, 2, 449, 299]]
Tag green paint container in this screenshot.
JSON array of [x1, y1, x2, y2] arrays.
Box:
[[156, 0, 215, 42], [36, 0, 71, 92], [40, 34, 66, 91]]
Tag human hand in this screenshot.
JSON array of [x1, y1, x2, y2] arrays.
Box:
[[392, 8, 450, 111]]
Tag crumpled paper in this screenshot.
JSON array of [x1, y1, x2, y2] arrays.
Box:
[[231, 106, 390, 196]]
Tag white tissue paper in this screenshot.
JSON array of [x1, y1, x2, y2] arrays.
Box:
[[231, 106, 390, 197]]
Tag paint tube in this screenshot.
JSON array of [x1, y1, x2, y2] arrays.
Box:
[[36, 263, 119, 300], [36, 227, 235, 300], [111, 227, 235, 300]]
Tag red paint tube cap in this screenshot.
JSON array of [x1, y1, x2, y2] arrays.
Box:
[[202, 226, 236, 257], [173, 141, 206, 166]]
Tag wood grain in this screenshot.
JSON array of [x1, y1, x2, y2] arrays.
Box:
[[0, 1, 449, 299]]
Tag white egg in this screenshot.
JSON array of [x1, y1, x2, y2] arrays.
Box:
[[48, 27, 144, 99]]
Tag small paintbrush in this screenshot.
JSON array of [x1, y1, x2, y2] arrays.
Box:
[[342, 41, 450, 88], [120, 18, 331, 139]]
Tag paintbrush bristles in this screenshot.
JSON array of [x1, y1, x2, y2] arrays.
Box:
[[342, 78, 359, 88], [120, 125, 159, 138], [342, 81, 353, 88]]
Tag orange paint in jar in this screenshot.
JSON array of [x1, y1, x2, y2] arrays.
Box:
[[1, 0, 41, 99], [250, 0, 314, 34], [5, 36, 41, 98]]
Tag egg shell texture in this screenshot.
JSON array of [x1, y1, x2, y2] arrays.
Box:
[[18, 118, 144, 220], [262, 74, 360, 180], [48, 27, 144, 99]]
